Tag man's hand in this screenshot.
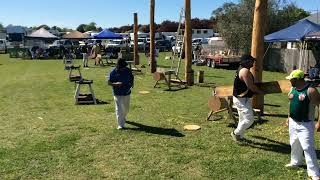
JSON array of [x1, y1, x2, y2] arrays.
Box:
[[112, 82, 123, 87], [315, 122, 320, 132], [284, 118, 289, 127]]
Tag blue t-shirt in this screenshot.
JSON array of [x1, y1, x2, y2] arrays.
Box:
[[108, 67, 134, 96]]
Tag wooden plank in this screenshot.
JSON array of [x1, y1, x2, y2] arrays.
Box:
[[215, 80, 291, 97]]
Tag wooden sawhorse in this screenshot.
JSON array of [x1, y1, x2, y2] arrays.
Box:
[[69, 65, 82, 82], [153, 70, 185, 90], [207, 96, 261, 124], [74, 79, 97, 105]]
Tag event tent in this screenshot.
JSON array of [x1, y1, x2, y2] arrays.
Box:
[[264, 19, 320, 42], [27, 28, 58, 39], [63, 31, 89, 39], [93, 29, 122, 39]]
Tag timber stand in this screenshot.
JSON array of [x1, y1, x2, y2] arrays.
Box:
[[74, 79, 97, 105], [63, 56, 73, 70], [69, 65, 82, 82], [207, 95, 261, 124], [153, 69, 185, 90]]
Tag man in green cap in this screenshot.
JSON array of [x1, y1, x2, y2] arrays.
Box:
[[285, 69, 320, 180]]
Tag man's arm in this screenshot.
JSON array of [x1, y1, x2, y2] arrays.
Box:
[[239, 68, 265, 94], [308, 87, 320, 131], [308, 87, 320, 105]]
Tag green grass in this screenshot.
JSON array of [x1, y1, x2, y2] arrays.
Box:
[[0, 53, 314, 179]]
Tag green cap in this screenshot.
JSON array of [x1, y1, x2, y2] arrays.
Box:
[[286, 69, 304, 80]]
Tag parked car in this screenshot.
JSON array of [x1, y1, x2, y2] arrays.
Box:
[[86, 39, 102, 46], [49, 40, 74, 49], [192, 38, 209, 46], [106, 39, 128, 48], [130, 38, 146, 52], [156, 39, 172, 52], [0, 39, 7, 53]]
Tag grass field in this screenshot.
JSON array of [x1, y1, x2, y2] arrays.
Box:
[[0, 53, 317, 179]]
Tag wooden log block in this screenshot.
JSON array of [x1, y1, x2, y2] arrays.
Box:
[[197, 70, 204, 83], [153, 72, 165, 81], [215, 80, 291, 97], [208, 96, 228, 112]]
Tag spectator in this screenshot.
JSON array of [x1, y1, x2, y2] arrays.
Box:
[[108, 58, 134, 129]]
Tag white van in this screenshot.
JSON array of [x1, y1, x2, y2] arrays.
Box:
[[0, 39, 7, 53]]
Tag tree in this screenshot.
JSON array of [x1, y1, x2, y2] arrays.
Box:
[[0, 23, 4, 33], [157, 20, 179, 32], [76, 24, 86, 33], [268, 3, 310, 34], [211, 0, 310, 53], [37, 24, 50, 30], [85, 22, 97, 32]]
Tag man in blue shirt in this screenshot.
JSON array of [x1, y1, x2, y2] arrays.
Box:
[[108, 58, 134, 129]]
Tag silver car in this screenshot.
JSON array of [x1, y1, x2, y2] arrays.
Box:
[[0, 39, 7, 53]]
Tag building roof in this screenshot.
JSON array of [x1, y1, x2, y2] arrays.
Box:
[[303, 12, 320, 24], [62, 31, 89, 39], [27, 28, 58, 38]]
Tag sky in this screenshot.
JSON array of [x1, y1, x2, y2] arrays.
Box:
[[0, 0, 319, 29]]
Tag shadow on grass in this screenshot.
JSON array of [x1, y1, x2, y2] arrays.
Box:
[[263, 113, 288, 118], [251, 118, 269, 128], [77, 99, 109, 105], [157, 65, 172, 69], [242, 135, 291, 154], [195, 82, 216, 88], [126, 121, 185, 137], [264, 103, 281, 107], [204, 75, 224, 78]]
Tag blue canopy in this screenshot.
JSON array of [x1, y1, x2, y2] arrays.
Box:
[[93, 29, 123, 39], [264, 19, 320, 42]]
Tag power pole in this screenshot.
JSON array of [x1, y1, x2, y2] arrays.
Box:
[[251, 0, 268, 112], [150, 0, 156, 73], [134, 13, 139, 65], [184, 0, 193, 85]]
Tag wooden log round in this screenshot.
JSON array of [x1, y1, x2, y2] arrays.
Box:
[[153, 72, 165, 81], [208, 96, 228, 112]]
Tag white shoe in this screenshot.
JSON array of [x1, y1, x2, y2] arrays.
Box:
[[117, 126, 124, 130], [285, 163, 301, 168], [309, 176, 320, 180]]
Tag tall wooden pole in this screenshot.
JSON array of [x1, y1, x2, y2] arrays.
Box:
[[134, 13, 139, 65], [184, 0, 193, 85], [251, 0, 268, 112], [150, 0, 156, 73]]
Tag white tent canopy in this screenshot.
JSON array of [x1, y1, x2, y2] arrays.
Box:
[[27, 28, 58, 38]]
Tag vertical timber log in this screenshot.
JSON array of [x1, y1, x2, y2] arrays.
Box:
[[184, 0, 193, 85], [251, 0, 268, 112], [150, 0, 156, 73], [134, 13, 139, 65]]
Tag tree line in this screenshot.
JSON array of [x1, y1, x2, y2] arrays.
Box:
[[212, 0, 310, 53], [0, 18, 215, 34]]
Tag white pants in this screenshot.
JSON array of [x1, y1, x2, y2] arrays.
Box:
[[289, 118, 320, 177], [233, 97, 254, 138], [82, 53, 88, 66], [114, 95, 130, 128]]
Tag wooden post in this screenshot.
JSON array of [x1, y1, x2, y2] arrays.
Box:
[[251, 0, 268, 112], [134, 13, 139, 65], [150, 0, 156, 73], [184, 0, 193, 85], [197, 70, 204, 83]]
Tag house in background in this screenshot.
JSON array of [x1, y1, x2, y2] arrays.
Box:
[[6, 25, 28, 42]]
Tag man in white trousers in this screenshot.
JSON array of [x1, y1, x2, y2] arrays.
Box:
[[108, 58, 134, 129], [231, 54, 265, 142], [285, 69, 320, 180], [81, 42, 89, 67]]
